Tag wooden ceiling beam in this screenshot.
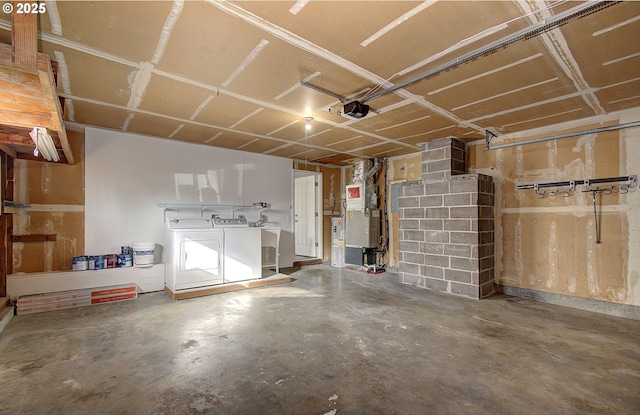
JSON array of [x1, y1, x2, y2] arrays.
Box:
[[0, 108, 53, 131], [15, 150, 67, 164], [0, 143, 17, 158], [37, 54, 74, 164], [10, 1, 38, 69], [0, 6, 76, 164], [0, 131, 34, 146]]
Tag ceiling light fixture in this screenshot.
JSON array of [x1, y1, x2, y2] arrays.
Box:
[[29, 127, 60, 162], [305, 116, 313, 130]]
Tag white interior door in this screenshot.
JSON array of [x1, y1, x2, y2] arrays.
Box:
[[295, 175, 316, 257]]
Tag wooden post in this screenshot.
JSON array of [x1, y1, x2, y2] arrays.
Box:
[[0, 152, 13, 296], [11, 1, 38, 68]]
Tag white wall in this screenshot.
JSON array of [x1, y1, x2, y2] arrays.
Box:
[[85, 127, 294, 268]]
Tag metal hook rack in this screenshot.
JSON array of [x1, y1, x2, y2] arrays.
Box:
[[581, 186, 615, 245], [518, 175, 636, 196], [518, 175, 637, 244]]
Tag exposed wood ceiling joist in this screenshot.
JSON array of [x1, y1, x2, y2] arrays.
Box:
[[0, 6, 73, 164], [0, 0, 638, 165]]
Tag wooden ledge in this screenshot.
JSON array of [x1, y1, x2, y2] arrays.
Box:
[[164, 273, 293, 300]]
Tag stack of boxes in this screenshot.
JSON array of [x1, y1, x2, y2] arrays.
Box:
[[15, 284, 137, 315]]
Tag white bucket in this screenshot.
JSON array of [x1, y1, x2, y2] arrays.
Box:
[[133, 242, 155, 267]]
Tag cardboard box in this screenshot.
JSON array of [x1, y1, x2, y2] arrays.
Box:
[[16, 289, 91, 305], [16, 284, 138, 315]]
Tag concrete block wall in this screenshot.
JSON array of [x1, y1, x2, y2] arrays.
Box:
[[398, 138, 495, 299], [421, 136, 466, 182]]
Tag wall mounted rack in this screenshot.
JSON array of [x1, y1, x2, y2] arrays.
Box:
[[516, 175, 636, 198], [517, 175, 636, 244]]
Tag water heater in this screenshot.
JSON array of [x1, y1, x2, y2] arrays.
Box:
[[331, 217, 345, 268]]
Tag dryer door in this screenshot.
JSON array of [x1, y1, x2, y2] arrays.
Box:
[[172, 229, 224, 290], [181, 239, 221, 273]]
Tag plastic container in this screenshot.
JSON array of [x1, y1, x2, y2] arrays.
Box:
[[133, 242, 155, 267], [89, 255, 104, 270], [118, 253, 133, 267], [104, 254, 118, 269], [72, 256, 88, 271]]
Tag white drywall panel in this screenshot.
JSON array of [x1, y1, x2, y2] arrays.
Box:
[[85, 127, 294, 267]]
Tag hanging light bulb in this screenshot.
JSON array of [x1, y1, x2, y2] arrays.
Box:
[[305, 116, 313, 130]]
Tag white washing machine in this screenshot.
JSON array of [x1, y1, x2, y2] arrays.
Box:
[[213, 217, 262, 283], [165, 219, 224, 291], [222, 227, 262, 282], [165, 217, 263, 291]]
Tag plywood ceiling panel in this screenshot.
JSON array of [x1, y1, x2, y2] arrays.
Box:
[[327, 135, 387, 153], [206, 130, 263, 150], [125, 113, 182, 140], [37, 44, 134, 107], [266, 143, 310, 159], [233, 107, 301, 136], [1, 1, 637, 165], [408, 41, 564, 111], [355, 103, 439, 132], [193, 94, 263, 128], [299, 128, 361, 147], [70, 101, 129, 131], [596, 83, 640, 113], [356, 142, 409, 159], [157, 2, 269, 87], [235, 137, 286, 154], [170, 124, 224, 145], [398, 125, 474, 147], [302, 148, 340, 163], [478, 96, 596, 133], [560, 1, 640, 88], [40, 1, 173, 63], [138, 74, 216, 120]]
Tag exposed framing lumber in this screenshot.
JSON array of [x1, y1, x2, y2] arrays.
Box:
[[11, 234, 57, 243], [10, 1, 37, 68], [0, 143, 16, 158], [37, 53, 73, 164], [0, 13, 75, 164], [0, 152, 13, 296], [164, 274, 293, 300]]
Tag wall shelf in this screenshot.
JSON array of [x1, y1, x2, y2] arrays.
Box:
[[3, 201, 30, 213], [157, 202, 269, 222]]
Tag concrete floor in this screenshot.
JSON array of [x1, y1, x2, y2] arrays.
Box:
[[1, 264, 639, 415]]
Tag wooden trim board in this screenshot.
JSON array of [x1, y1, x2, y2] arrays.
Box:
[[164, 273, 293, 300]]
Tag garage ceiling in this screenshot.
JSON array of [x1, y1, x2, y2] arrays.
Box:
[[1, 0, 639, 165]]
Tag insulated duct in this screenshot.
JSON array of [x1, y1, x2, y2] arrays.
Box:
[[350, 159, 374, 185], [350, 158, 381, 185], [364, 158, 381, 181]]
